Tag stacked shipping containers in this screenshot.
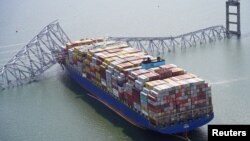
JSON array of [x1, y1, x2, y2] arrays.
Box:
[[64, 39, 213, 127]]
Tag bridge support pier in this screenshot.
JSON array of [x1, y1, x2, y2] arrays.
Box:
[[226, 0, 241, 37]]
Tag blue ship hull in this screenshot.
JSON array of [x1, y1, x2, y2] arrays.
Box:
[[66, 66, 214, 134]]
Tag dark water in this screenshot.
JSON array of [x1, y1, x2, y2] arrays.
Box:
[[1, 0, 250, 141]]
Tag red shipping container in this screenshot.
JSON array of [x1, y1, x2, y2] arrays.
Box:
[[204, 83, 208, 87], [206, 97, 212, 106], [86, 73, 92, 80], [154, 68, 173, 79], [191, 96, 198, 102], [144, 72, 160, 81], [176, 92, 182, 98], [124, 92, 129, 100], [118, 92, 124, 100], [107, 48, 122, 53], [100, 71, 106, 79], [169, 67, 185, 76], [100, 65, 106, 71], [176, 98, 188, 105], [127, 98, 133, 106], [126, 93, 133, 100], [128, 75, 136, 81], [195, 102, 206, 108], [96, 58, 102, 65], [148, 103, 163, 113], [163, 102, 175, 108], [197, 93, 206, 100], [131, 69, 150, 78], [132, 88, 140, 102], [163, 95, 175, 101], [125, 56, 140, 61], [147, 94, 157, 102], [90, 67, 95, 72], [133, 94, 140, 101], [126, 93, 134, 106], [132, 88, 140, 95]]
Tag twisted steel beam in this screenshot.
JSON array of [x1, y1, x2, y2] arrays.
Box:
[[0, 21, 70, 89]]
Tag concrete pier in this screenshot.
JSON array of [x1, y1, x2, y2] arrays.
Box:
[[226, 0, 241, 36]]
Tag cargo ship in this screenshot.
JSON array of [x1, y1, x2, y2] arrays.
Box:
[[61, 38, 214, 134]]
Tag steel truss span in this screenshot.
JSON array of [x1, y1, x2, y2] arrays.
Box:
[[0, 21, 70, 90], [109, 25, 228, 56], [0, 23, 228, 90]]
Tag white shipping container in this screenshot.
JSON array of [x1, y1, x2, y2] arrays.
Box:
[[138, 75, 148, 83], [142, 110, 149, 116], [153, 84, 170, 94], [117, 76, 123, 81], [135, 80, 144, 90], [128, 80, 135, 87], [112, 88, 119, 97], [101, 79, 107, 86], [133, 102, 141, 111], [106, 70, 112, 78], [147, 99, 161, 106], [108, 65, 114, 73], [194, 78, 205, 85], [114, 69, 120, 76], [119, 73, 125, 79], [118, 86, 124, 93], [92, 57, 97, 65], [94, 52, 103, 58], [150, 90, 160, 98], [142, 87, 150, 94]]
